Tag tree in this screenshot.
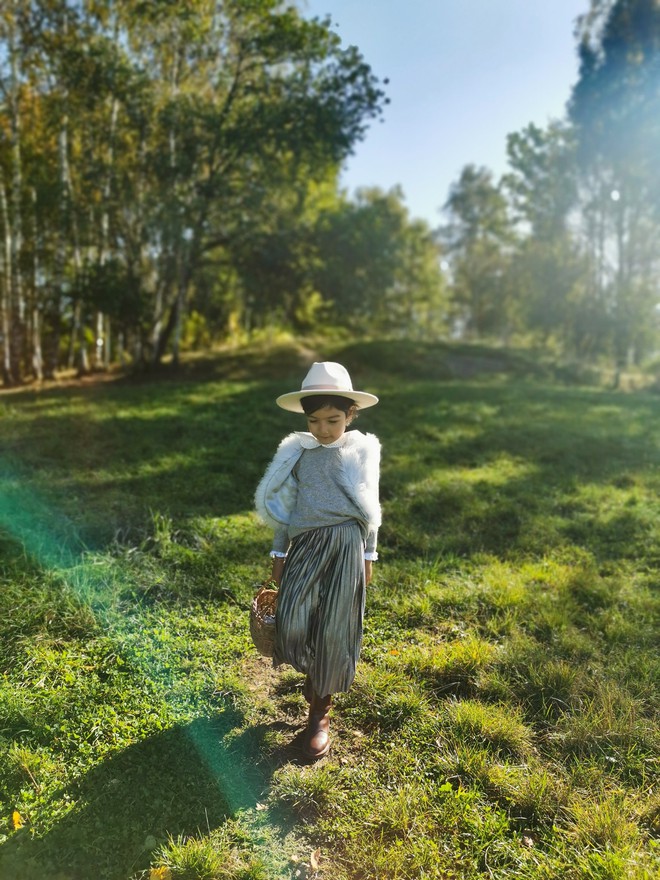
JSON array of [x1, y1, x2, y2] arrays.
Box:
[[0, 0, 388, 383], [569, 0, 660, 373], [0, 0, 30, 384], [502, 122, 586, 350], [314, 187, 448, 337], [439, 165, 514, 339], [504, 122, 577, 241], [125, 0, 386, 363]]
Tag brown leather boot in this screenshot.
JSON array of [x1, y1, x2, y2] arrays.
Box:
[[304, 692, 331, 759]]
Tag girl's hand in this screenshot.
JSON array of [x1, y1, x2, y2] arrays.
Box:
[[365, 559, 373, 586]]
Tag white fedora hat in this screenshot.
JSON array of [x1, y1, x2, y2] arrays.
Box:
[[276, 361, 378, 413]]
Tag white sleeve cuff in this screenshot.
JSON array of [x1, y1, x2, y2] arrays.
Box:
[[364, 552, 378, 561], [270, 550, 288, 558]]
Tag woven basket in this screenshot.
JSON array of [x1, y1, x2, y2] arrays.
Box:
[[250, 584, 278, 657]]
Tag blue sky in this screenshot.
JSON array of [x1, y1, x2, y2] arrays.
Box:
[[303, 0, 588, 227]]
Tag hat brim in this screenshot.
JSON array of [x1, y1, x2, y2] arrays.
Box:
[[276, 389, 379, 413]]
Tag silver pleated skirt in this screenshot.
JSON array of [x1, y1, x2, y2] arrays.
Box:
[[273, 521, 366, 697]]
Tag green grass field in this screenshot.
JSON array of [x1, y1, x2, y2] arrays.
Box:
[[0, 340, 658, 879]]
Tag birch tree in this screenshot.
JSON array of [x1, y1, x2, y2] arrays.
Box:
[[0, 1, 28, 384]]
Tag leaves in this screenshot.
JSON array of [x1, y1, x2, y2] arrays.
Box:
[[568, 0, 660, 367], [439, 164, 513, 338], [0, 0, 388, 381]]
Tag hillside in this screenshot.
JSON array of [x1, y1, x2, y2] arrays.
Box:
[[0, 341, 658, 879]]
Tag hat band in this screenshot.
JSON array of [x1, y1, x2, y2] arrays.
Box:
[[302, 383, 353, 392]]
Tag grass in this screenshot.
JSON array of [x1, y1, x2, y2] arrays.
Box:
[[0, 338, 658, 879]]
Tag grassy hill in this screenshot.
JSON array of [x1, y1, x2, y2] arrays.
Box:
[[0, 340, 658, 879]]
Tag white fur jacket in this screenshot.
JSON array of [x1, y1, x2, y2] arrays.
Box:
[[254, 430, 381, 534]]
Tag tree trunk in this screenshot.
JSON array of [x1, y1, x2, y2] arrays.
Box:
[[0, 178, 12, 385], [31, 188, 43, 381], [154, 291, 180, 364], [95, 94, 120, 372], [31, 304, 43, 381], [5, 14, 26, 382], [58, 115, 86, 374]]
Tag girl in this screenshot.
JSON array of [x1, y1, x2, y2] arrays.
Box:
[[255, 362, 381, 759]]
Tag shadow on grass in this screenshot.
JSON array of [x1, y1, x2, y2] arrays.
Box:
[[0, 341, 322, 554], [371, 379, 660, 561], [0, 710, 274, 880], [0, 378, 291, 553]]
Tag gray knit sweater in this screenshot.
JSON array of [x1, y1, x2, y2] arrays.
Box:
[[255, 430, 381, 558], [272, 445, 377, 554]]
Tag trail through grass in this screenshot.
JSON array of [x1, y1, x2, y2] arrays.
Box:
[[0, 340, 658, 879]]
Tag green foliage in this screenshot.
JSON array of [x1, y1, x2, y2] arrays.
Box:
[[0, 0, 388, 381], [313, 187, 448, 335], [436, 3, 660, 367], [4, 1, 660, 386], [154, 822, 270, 879], [225, 182, 447, 338], [504, 122, 577, 240], [0, 341, 658, 879], [440, 164, 514, 338], [568, 0, 660, 366]]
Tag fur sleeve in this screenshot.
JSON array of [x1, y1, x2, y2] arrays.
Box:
[[254, 432, 303, 528], [339, 431, 381, 531]]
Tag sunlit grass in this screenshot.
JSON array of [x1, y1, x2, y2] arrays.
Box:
[[0, 339, 658, 879]]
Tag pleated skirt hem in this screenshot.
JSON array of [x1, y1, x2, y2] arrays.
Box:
[[273, 521, 366, 697]]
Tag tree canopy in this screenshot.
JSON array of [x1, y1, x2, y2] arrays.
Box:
[[2, 0, 416, 383], [438, 0, 660, 369], [1, 0, 659, 385]]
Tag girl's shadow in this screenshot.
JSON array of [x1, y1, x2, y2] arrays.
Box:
[[0, 710, 279, 880]]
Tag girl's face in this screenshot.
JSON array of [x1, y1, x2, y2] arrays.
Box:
[[306, 404, 354, 445]]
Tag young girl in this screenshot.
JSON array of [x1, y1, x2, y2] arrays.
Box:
[[255, 362, 381, 759]]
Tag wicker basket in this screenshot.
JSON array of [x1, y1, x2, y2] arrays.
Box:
[[249, 583, 278, 657]]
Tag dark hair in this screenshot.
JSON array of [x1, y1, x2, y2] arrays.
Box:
[[301, 394, 357, 416]]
